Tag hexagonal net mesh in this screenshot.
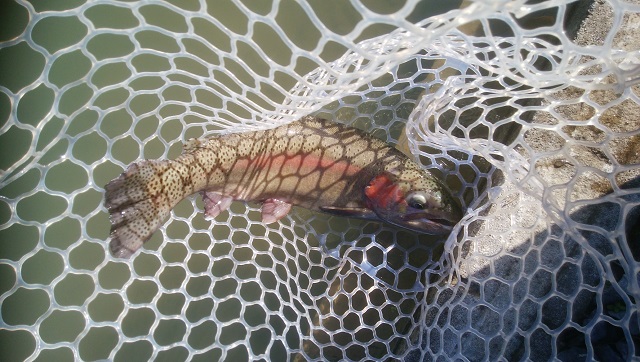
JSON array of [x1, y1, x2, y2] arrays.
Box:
[[1, 0, 639, 360]]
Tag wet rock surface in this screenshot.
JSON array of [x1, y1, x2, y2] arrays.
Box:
[[411, 1, 640, 360]]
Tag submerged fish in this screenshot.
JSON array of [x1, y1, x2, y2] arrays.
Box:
[[104, 116, 462, 258]]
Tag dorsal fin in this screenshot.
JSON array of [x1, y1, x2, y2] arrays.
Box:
[[183, 138, 205, 153]]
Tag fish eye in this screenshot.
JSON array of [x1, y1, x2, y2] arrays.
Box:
[[407, 192, 428, 210]]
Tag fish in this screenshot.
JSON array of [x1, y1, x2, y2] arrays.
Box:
[[104, 116, 463, 258]]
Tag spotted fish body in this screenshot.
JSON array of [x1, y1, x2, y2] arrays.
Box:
[[105, 116, 462, 258]]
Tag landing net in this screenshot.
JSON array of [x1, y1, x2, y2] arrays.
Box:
[[1, 0, 639, 360]]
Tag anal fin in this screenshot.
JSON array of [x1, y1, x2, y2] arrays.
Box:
[[201, 191, 234, 219]]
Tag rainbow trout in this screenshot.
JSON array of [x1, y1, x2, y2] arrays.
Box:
[[105, 117, 462, 258]]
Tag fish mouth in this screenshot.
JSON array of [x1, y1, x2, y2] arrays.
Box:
[[389, 210, 460, 235]]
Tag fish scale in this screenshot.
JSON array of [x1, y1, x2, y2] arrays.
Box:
[[104, 116, 462, 258]]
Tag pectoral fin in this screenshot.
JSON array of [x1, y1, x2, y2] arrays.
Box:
[[319, 206, 379, 220]]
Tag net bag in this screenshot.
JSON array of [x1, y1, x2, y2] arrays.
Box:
[[1, 0, 639, 360]]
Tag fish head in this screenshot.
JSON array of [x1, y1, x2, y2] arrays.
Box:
[[364, 168, 462, 235]]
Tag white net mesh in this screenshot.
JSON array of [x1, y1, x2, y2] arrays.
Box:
[[1, 0, 639, 360]]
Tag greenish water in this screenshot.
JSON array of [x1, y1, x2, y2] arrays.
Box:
[[0, 1, 464, 361]]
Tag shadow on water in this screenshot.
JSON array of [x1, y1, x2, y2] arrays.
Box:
[[420, 175, 640, 361]]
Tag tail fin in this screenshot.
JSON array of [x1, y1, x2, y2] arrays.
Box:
[[104, 160, 181, 258]]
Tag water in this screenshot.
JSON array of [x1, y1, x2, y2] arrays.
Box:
[[0, 1, 464, 360]]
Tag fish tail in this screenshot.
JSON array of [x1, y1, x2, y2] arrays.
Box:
[[104, 159, 189, 258]]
